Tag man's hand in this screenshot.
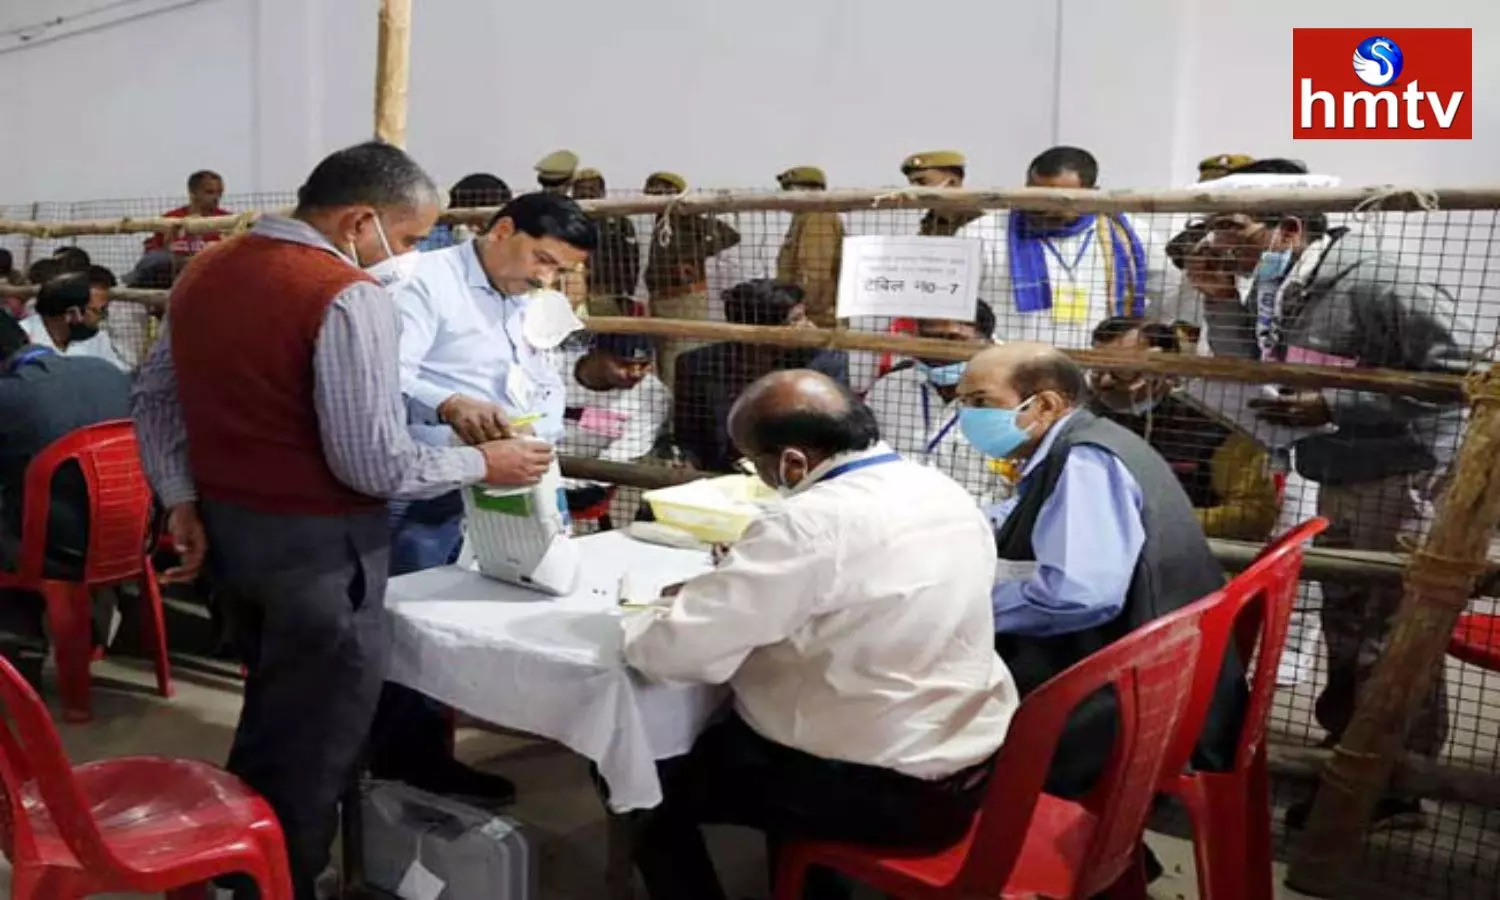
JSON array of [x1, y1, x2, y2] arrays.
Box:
[[438, 394, 513, 445], [478, 439, 554, 486], [1249, 391, 1332, 428], [161, 502, 207, 583]]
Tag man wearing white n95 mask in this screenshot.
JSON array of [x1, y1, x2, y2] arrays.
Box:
[[391, 192, 598, 573], [133, 141, 531, 900], [365, 192, 598, 810], [623, 369, 1017, 900]]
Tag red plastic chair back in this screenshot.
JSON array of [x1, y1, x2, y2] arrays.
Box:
[[1191, 517, 1329, 772], [12, 420, 153, 585], [0, 654, 120, 873], [1449, 613, 1500, 671], [573, 486, 619, 523], [954, 592, 1220, 898]]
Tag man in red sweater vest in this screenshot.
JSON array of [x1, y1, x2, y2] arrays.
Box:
[[134, 142, 550, 900]]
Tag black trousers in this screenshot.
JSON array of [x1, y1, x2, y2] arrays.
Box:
[[204, 501, 391, 900], [635, 713, 989, 900]]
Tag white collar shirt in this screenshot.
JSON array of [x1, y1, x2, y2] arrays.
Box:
[[622, 443, 1018, 778], [558, 348, 671, 485], [959, 213, 1179, 349], [395, 239, 567, 446], [20, 314, 128, 372], [864, 364, 1010, 507]]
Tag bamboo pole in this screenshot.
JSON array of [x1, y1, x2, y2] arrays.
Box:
[[374, 0, 413, 147], [580, 316, 1464, 400], [0, 184, 1495, 238], [0, 284, 169, 311], [1286, 367, 1500, 896], [0, 284, 1464, 398]]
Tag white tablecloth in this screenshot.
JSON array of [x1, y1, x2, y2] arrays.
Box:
[[384, 530, 724, 811]]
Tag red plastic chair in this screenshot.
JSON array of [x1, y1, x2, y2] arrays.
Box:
[[1159, 517, 1329, 900], [573, 486, 620, 531], [774, 591, 1225, 900], [1448, 613, 1500, 670], [0, 420, 171, 722], [0, 654, 292, 899]]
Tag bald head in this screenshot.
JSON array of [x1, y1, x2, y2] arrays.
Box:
[[961, 342, 1085, 407], [729, 369, 879, 491]]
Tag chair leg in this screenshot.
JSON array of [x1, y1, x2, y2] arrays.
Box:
[[1192, 775, 1252, 900], [139, 564, 174, 699], [1244, 749, 1275, 900], [1101, 847, 1150, 900], [42, 582, 94, 723], [771, 847, 812, 900]]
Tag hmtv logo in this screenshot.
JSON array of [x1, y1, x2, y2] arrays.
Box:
[[1293, 28, 1472, 139]]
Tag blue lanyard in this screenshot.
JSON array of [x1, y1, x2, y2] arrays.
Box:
[[919, 386, 960, 458], [819, 452, 901, 483], [6, 346, 51, 373], [1042, 230, 1094, 280]]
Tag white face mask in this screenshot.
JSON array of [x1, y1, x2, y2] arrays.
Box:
[[346, 212, 410, 277], [522, 289, 585, 350], [366, 250, 422, 289]]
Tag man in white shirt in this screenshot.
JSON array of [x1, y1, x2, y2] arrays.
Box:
[[20, 273, 128, 372], [391, 192, 596, 573], [864, 299, 1007, 505], [959, 146, 1177, 349], [624, 369, 1016, 900], [558, 332, 669, 520]]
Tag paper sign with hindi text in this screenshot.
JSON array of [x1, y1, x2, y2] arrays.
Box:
[[835, 235, 980, 321]]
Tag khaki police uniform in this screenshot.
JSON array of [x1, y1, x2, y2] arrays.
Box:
[[775, 166, 844, 328]]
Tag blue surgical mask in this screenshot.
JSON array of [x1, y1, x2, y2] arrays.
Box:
[[959, 397, 1036, 460], [915, 360, 965, 387], [1254, 248, 1294, 282]]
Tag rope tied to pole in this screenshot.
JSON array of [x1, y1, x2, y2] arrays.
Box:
[[653, 189, 690, 249]]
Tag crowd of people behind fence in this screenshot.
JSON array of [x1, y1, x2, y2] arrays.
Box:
[[0, 139, 1476, 899]]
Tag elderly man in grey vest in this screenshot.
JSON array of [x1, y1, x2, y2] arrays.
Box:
[[954, 342, 1246, 803]]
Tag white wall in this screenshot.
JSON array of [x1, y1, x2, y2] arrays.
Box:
[[0, 0, 1493, 201]]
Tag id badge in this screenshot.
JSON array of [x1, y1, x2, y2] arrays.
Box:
[[505, 365, 534, 410], [1052, 282, 1090, 323]]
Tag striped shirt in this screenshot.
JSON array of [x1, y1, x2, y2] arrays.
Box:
[[132, 215, 485, 510]]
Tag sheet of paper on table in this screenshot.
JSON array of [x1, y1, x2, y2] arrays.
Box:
[[835, 234, 981, 321]]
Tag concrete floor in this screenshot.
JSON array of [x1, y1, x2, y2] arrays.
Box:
[[1, 641, 1328, 900]]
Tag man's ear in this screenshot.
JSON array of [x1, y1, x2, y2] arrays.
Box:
[[1035, 389, 1068, 416]]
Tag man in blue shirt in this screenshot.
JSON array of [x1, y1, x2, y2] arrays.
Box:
[[955, 341, 1243, 800], [392, 192, 597, 570], [367, 193, 598, 806]]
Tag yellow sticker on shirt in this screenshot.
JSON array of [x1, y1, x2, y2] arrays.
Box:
[[1052, 282, 1090, 323]]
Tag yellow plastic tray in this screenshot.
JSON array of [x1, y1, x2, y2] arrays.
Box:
[[642, 475, 776, 544]]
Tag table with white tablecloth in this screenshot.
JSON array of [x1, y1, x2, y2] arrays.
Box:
[[384, 530, 725, 812]]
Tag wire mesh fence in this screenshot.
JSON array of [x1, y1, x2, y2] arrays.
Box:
[[3, 185, 1500, 897]]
